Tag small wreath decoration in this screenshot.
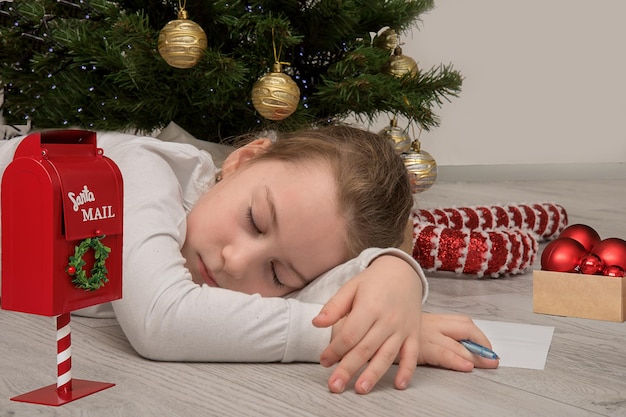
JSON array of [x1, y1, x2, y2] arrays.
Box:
[[66, 236, 111, 291]]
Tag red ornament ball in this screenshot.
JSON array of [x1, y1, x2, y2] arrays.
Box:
[[578, 253, 603, 275], [67, 266, 77, 275], [558, 224, 601, 252], [541, 238, 587, 272], [591, 238, 626, 271], [603, 265, 625, 278]]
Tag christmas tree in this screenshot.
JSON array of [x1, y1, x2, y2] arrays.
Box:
[[0, 0, 461, 142]]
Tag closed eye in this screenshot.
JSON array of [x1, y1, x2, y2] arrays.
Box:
[[248, 207, 284, 288], [246, 206, 262, 234], [270, 262, 284, 288]]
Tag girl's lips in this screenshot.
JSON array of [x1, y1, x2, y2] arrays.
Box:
[[199, 258, 218, 287]]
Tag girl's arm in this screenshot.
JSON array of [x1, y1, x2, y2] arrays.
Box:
[[291, 250, 428, 394], [288, 248, 428, 304], [314, 255, 424, 394], [297, 257, 498, 394]]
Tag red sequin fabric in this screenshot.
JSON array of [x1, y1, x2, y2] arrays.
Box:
[[412, 203, 568, 277]]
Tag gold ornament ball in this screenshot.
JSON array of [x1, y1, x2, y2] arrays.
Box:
[[251, 64, 300, 121], [378, 118, 411, 153], [158, 10, 208, 69], [384, 46, 418, 78], [401, 141, 437, 194], [374, 28, 399, 53]]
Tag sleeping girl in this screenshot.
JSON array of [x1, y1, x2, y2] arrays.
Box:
[[0, 125, 497, 395]]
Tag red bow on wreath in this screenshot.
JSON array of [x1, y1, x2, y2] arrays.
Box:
[[410, 202, 568, 277]]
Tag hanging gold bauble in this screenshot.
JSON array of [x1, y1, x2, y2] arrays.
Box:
[[158, 9, 208, 69], [401, 140, 437, 194], [251, 63, 300, 121], [384, 46, 418, 78], [374, 28, 399, 53], [378, 117, 411, 153]]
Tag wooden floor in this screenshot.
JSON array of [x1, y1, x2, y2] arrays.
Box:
[[1, 178, 625, 417]]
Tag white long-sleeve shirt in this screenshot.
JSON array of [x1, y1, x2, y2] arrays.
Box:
[[0, 132, 428, 363]]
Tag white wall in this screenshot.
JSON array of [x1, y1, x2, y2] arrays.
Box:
[[377, 0, 626, 170]]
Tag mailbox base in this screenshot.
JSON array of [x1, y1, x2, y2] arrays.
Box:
[[11, 379, 115, 406]]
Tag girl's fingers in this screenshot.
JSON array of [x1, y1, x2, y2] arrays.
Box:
[[426, 337, 476, 372], [312, 279, 358, 328], [393, 330, 420, 390], [319, 311, 378, 367], [423, 313, 494, 350], [327, 323, 397, 394]]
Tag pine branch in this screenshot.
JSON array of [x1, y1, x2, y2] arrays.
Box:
[[0, 0, 461, 141]]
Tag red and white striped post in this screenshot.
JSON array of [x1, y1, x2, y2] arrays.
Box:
[[10, 314, 115, 406], [56, 313, 73, 396]]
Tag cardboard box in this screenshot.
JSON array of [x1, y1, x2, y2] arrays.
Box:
[[533, 270, 625, 322]]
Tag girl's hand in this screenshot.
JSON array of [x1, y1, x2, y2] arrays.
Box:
[[312, 255, 423, 394], [417, 312, 500, 371]]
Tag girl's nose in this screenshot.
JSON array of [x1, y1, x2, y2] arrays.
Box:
[[221, 243, 260, 280]]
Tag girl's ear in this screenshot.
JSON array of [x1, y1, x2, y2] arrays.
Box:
[[220, 138, 272, 179]]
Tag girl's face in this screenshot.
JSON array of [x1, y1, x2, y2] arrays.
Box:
[[182, 156, 349, 297]]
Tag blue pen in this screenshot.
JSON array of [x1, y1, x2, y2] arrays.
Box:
[[460, 340, 500, 360]]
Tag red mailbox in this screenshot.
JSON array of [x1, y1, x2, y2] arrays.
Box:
[[1, 130, 122, 405], [1, 129, 123, 316]]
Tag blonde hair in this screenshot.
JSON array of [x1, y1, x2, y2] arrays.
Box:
[[251, 125, 412, 258]]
